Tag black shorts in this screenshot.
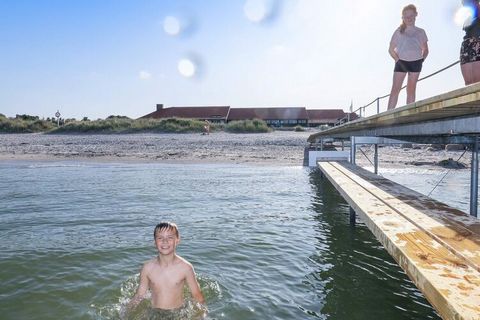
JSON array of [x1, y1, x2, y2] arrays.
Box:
[[394, 59, 424, 73], [460, 37, 480, 64]]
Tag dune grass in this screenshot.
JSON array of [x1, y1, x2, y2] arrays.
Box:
[[225, 119, 271, 133], [52, 117, 208, 133], [0, 115, 55, 133], [1, 115, 272, 134]]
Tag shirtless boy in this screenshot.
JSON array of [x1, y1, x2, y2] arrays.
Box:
[[129, 222, 205, 311]]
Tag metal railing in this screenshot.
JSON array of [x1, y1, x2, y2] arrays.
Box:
[[338, 60, 461, 125]]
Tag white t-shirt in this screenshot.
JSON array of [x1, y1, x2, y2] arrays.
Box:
[[391, 26, 428, 61]]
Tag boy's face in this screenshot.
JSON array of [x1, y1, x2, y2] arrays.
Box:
[[154, 228, 180, 255]]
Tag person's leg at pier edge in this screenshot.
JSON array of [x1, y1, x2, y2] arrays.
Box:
[[406, 71, 420, 104], [387, 72, 407, 110]]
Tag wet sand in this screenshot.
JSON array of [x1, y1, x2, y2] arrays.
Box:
[[0, 131, 472, 168]]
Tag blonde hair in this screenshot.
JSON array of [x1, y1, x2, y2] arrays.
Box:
[[154, 222, 179, 238], [399, 4, 418, 33]]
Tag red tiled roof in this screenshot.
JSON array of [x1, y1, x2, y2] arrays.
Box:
[[307, 109, 347, 124], [142, 106, 230, 119], [228, 107, 308, 121], [307, 109, 346, 122]]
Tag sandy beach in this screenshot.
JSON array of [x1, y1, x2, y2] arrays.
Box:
[[0, 131, 472, 168]]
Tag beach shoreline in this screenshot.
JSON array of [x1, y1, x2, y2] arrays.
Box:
[[0, 131, 472, 169]]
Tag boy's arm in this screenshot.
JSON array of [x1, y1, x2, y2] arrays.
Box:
[[127, 263, 149, 310], [185, 265, 205, 305]]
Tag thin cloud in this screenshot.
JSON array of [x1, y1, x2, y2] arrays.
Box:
[[138, 70, 152, 80]]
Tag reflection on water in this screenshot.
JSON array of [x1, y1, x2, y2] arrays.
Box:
[[0, 162, 445, 319]]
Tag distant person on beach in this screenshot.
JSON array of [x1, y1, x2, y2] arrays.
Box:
[[461, 0, 480, 85], [203, 120, 210, 135], [387, 4, 429, 110], [128, 222, 205, 313]]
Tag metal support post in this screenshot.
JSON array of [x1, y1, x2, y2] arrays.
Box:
[[376, 98, 380, 114], [349, 207, 356, 226], [350, 136, 356, 164], [374, 144, 379, 174], [470, 137, 479, 218]]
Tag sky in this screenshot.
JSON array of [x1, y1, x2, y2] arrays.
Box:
[[0, 0, 467, 120]]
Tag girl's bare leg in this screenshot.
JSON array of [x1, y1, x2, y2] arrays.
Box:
[[387, 72, 407, 110], [406, 72, 420, 104]]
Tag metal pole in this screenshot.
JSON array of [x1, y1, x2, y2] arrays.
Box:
[[374, 144, 379, 174], [350, 136, 356, 164], [349, 207, 356, 226], [470, 137, 479, 218], [376, 98, 380, 114]]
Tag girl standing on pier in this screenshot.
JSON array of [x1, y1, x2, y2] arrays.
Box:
[[387, 4, 429, 110], [460, 0, 480, 85]]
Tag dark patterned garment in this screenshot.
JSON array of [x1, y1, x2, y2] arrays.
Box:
[[461, 37, 480, 64], [461, 15, 480, 64]]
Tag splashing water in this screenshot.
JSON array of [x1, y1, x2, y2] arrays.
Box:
[[91, 274, 219, 320]]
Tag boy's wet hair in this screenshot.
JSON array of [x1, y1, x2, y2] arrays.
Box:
[[154, 222, 179, 239]]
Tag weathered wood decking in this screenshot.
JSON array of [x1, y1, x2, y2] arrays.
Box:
[[318, 161, 480, 320]]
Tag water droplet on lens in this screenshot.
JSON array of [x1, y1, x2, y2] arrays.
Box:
[[244, 0, 278, 23], [164, 16, 181, 35], [178, 59, 196, 78]]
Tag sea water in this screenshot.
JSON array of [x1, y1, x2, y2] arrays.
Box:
[[0, 161, 470, 319]]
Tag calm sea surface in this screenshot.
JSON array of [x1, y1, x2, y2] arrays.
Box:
[[0, 161, 470, 319]]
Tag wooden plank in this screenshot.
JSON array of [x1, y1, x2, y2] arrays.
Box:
[[317, 161, 480, 320], [329, 162, 480, 271], [308, 82, 480, 142]]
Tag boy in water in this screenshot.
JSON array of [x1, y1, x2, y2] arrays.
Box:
[[128, 222, 205, 311]]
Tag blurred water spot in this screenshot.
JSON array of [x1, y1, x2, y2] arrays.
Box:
[[163, 13, 197, 37], [178, 58, 196, 78], [177, 54, 204, 79], [455, 5, 474, 27], [163, 16, 181, 36], [243, 0, 280, 24]]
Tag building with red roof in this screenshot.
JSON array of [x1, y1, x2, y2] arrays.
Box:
[[227, 107, 308, 126], [141, 104, 230, 123], [140, 104, 356, 127]]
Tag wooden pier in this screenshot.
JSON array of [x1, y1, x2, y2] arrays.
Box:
[[318, 161, 480, 320], [308, 83, 480, 319]]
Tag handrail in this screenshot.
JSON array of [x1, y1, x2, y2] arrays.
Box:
[[338, 60, 461, 125]]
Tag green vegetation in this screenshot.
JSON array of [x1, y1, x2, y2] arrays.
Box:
[[0, 115, 55, 133], [225, 119, 271, 133], [0, 114, 273, 134], [53, 117, 208, 134], [294, 125, 305, 132]]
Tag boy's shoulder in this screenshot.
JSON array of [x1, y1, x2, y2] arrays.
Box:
[[143, 255, 193, 270], [175, 255, 194, 269], [142, 258, 158, 270]]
